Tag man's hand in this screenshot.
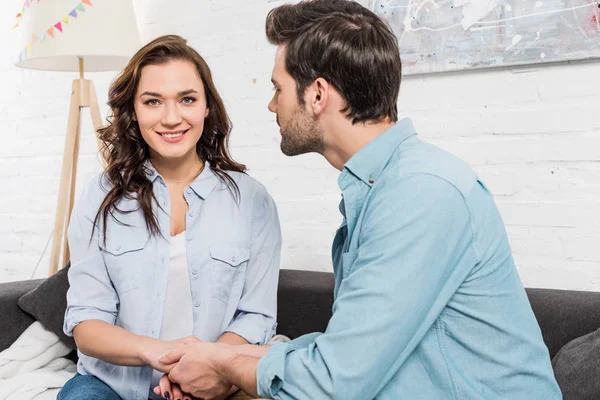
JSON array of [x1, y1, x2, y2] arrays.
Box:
[[159, 342, 236, 399], [140, 335, 201, 372]]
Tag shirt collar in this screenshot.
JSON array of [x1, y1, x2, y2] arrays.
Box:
[[144, 160, 220, 199], [339, 118, 416, 190]]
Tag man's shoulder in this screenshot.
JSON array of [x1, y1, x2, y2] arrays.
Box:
[[384, 138, 479, 198]]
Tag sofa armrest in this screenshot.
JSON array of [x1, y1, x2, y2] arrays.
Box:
[[0, 279, 44, 352]]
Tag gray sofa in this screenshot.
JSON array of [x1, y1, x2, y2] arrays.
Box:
[[2, 269, 600, 397]]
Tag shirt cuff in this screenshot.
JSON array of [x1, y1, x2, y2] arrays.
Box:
[[255, 332, 323, 397], [63, 305, 117, 337], [224, 312, 277, 345], [256, 341, 296, 398]]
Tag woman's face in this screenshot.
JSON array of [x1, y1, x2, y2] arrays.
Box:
[[133, 60, 209, 163]]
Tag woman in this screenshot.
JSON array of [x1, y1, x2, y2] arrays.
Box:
[[58, 35, 281, 400]]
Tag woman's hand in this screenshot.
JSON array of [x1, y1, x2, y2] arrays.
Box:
[[154, 374, 193, 400]]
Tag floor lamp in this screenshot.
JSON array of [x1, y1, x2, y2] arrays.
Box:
[[14, 0, 141, 275]]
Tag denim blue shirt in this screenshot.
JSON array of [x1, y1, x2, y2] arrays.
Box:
[[63, 163, 281, 400], [257, 119, 561, 399]]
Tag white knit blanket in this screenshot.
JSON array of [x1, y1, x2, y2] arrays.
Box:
[[0, 322, 76, 400]]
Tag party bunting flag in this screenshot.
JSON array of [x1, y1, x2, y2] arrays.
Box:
[[17, 0, 94, 62]]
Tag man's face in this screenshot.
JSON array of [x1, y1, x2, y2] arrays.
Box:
[[268, 46, 324, 156]]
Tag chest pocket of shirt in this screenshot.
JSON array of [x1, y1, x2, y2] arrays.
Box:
[[209, 243, 250, 304], [99, 231, 149, 295]]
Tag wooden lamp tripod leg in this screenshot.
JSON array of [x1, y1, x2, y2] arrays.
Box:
[[49, 80, 82, 276], [60, 81, 104, 266]]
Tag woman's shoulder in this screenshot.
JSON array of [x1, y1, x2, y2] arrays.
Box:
[[74, 173, 112, 213], [224, 170, 270, 200]]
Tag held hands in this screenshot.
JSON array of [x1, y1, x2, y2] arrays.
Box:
[[140, 335, 202, 399], [157, 342, 237, 400]]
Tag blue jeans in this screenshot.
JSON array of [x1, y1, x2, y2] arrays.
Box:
[[58, 373, 121, 400]]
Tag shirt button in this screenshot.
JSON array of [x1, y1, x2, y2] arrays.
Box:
[[186, 188, 193, 194], [192, 269, 198, 275], [231, 256, 237, 263], [194, 301, 201, 307], [187, 235, 193, 241], [115, 245, 122, 251], [368, 177, 375, 184], [188, 211, 194, 217]]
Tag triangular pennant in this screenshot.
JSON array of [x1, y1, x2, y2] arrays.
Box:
[[82, 0, 92, 5], [16, 13, 22, 18], [62, 15, 69, 24], [11, 23, 19, 29], [69, 9, 77, 18], [54, 22, 63, 32], [76, 3, 85, 12], [32, 33, 38, 42], [40, 32, 47, 41], [47, 27, 54, 37], [24, 0, 30, 8], [26, 43, 32, 54]]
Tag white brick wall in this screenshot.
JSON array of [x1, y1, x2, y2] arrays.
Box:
[[1, 0, 599, 290]]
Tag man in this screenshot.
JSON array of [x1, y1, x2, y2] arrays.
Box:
[[158, 1, 562, 398]]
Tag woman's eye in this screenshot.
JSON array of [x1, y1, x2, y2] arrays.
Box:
[[144, 99, 160, 106], [182, 97, 196, 104]]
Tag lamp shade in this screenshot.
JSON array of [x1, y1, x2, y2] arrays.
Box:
[[15, 0, 141, 72]]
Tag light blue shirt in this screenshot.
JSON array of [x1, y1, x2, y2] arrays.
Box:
[[257, 119, 561, 399], [63, 163, 281, 400]]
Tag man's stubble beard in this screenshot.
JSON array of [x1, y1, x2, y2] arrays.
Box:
[[279, 105, 325, 157]]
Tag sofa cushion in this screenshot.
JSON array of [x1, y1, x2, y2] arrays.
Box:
[[552, 327, 600, 400], [0, 279, 41, 352], [17, 265, 75, 350]]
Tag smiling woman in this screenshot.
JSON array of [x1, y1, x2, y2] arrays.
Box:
[[57, 35, 282, 400], [135, 66, 209, 155]]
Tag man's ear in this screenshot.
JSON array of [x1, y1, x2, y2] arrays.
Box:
[[309, 77, 329, 116]]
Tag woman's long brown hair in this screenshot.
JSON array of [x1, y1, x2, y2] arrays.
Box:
[[93, 35, 246, 243]]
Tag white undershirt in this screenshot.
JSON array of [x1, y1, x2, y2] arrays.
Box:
[[150, 231, 193, 392]]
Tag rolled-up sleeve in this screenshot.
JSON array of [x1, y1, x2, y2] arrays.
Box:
[[257, 175, 476, 399], [225, 185, 282, 345], [63, 178, 118, 337]]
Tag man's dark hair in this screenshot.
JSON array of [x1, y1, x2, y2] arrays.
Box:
[[266, 0, 402, 124]]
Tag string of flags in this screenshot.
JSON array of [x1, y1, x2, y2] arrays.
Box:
[[14, 0, 94, 62]]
